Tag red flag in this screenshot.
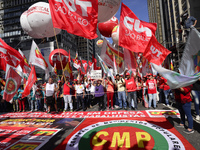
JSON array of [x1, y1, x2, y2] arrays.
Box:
[[0, 38, 23, 71], [124, 48, 138, 70], [3, 67, 22, 103], [22, 66, 37, 98], [143, 35, 171, 65], [140, 20, 157, 35], [0, 78, 6, 86], [119, 3, 155, 53], [49, 0, 98, 39], [54, 63, 57, 75], [92, 55, 97, 70]]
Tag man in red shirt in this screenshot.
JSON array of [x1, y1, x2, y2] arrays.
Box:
[[146, 74, 157, 108], [125, 72, 137, 110]]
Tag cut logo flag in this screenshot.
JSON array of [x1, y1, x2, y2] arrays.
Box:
[[49, 0, 98, 39], [143, 35, 171, 66], [22, 66, 37, 98], [152, 63, 200, 89], [119, 3, 156, 53], [0, 38, 23, 71], [101, 38, 124, 73], [29, 40, 49, 79], [179, 27, 200, 75], [3, 67, 22, 103]]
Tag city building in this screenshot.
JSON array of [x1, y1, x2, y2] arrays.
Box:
[[147, 0, 200, 70]]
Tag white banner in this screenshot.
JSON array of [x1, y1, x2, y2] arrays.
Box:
[[90, 70, 102, 79]]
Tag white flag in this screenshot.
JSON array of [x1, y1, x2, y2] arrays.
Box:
[[179, 27, 200, 75], [29, 40, 49, 79], [152, 63, 200, 89]]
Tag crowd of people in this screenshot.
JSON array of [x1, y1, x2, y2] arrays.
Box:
[[0, 71, 199, 133]]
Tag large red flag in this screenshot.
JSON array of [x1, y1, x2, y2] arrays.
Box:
[[119, 3, 156, 53], [22, 66, 37, 98], [143, 35, 171, 66], [3, 67, 22, 103], [49, 0, 98, 39], [0, 38, 23, 71]]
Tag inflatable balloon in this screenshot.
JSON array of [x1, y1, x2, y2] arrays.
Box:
[[96, 39, 103, 48], [98, 16, 118, 37], [20, 2, 61, 39], [49, 49, 69, 70], [98, 0, 121, 23], [111, 25, 119, 45]]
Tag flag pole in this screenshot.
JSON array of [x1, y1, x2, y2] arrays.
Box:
[[117, 45, 119, 73], [53, 28, 66, 82]]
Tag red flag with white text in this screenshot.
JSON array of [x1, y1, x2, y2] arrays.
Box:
[[49, 0, 98, 39], [3, 67, 22, 103], [119, 3, 155, 53], [0, 38, 23, 71], [143, 35, 171, 66], [22, 66, 37, 98]]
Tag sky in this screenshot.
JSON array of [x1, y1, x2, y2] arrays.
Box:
[[105, 0, 149, 42]]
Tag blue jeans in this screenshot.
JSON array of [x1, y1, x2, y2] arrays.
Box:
[[163, 89, 170, 105], [148, 93, 157, 108], [127, 91, 137, 108], [77, 94, 85, 110], [31, 100, 37, 111], [159, 88, 164, 103], [176, 102, 193, 129], [191, 90, 200, 115], [118, 91, 127, 108], [114, 92, 119, 106]]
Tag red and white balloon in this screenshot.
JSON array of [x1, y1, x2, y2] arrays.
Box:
[[98, 17, 118, 37], [98, 0, 121, 23], [20, 2, 61, 39]]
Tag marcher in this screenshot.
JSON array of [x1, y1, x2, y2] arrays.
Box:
[[115, 74, 126, 109], [45, 77, 58, 113], [106, 77, 114, 110], [125, 72, 137, 110], [18, 85, 25, 112], [75, 79, 85, 111], [95, 79, 105, 111], [146, 74, 157, 109], [175, 85, 194, 134], [63, 78, 73, 112]]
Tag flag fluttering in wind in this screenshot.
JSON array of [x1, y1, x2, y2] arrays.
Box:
[[143, 35, 171, 66], [113, 55, 118, 76], [49, 0, 98, 39], [19, 49, 30, 68], [0, 38, 23, 71], [97, 54, 115, 83], [170, 59, 174, 71], [152, 63, 200, 89], [0, 77, 5, 86], [64, 50, 73, 80], [73, 51, 81, 69], [119, 3, 156, 53], [179, 27, 200, 75], [124, 48, 137, 71], [3, 67, 22, 103], [101, 38, 124, 73], [29, 40, 49, 79], [22, 66, 37, 98], [54, 63, 57, 75]]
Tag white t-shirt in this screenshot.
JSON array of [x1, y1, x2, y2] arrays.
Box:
[[84, 82, 91, 92], [75, 84, 85, 94], [46, 83, 55, 97], [90, 85, 95, 93]]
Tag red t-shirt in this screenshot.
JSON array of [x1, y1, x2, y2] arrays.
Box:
[[125, 77, 137, 92], [163, 78, 170, 91], [175, 85, 193, 104], [63, 83, 70, 95], [157, 77, 164, 89], [146, 79, 157, 94]]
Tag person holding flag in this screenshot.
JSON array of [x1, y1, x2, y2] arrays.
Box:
[[125, 72, 137, 110]]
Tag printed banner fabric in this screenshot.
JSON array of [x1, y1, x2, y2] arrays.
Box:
[[119, 3, 154, 53], [49, 0, 98, 39]]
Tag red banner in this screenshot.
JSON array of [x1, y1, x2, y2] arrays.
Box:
[[143, 35, 171, 65], [49, 0, 98, 39], [0, 38, 23, 71], [3, 67, 22, 103], [22, 66, 37, 98], [119, 3, 155, 53]]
